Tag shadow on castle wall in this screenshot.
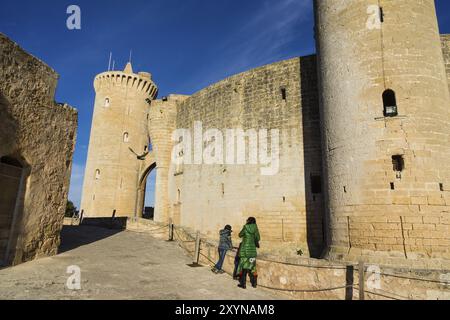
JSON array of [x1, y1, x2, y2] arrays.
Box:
[[300, 56, 326, 258]]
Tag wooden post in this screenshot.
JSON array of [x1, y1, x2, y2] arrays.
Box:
[[168, 219, 174, 241], [359, 261, 365, 300], [193, 231, 201, 265]]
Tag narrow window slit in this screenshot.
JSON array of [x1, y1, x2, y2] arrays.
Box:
[[311, 175, 322, 194], [281, 88, 287, 101]]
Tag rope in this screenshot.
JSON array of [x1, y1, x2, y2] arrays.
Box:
[[364, 289, 403, 301], [174, 228, 196, 243], [169, 224, 450, 298], [378, 272, 450, 285], [200, 252, 217, 266], [367, 288, 409, 301], [146, 224, 169, 231], [173, 228, 194, 254], [173, 226, 196, 241], [258, 284, 353, 293], [257, 257, 349, 270]]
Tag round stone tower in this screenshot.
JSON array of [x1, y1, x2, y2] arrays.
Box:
[[81, 63, 158, 218], [314, 0, 450, 266]]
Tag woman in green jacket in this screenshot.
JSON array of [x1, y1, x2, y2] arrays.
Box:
[[237, 217, 260, 289]]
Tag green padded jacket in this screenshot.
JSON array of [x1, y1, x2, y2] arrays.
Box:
[[238, 223, 261, 258]]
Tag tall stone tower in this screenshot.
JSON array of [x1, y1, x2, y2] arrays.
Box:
[[81, 63, 158, 218], [314, 0, 450, 265]]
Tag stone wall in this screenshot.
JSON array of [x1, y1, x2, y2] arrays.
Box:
[[0, 33, 77, 266], [80, 64, 158, 218], [442, 35, 450, 92], [315, 0, 450, 269], [125, 218, 450, 300], [147, 95, 189, 223], [169, 57, 325, 258]]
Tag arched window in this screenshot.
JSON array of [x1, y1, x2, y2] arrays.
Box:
[[104, 98, 110, 108], [123, 132, 129, 143], [95, 169, 101, 180], [383, 89, 398, 117]]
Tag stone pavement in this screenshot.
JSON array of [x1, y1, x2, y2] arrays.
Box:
[[0, 226, 284, 300]]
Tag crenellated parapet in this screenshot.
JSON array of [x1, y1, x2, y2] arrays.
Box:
[[94, 68, 158, 99]]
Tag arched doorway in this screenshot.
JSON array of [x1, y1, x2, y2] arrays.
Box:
[[0, 156, 24, 265], [137, 159, 156, 220]]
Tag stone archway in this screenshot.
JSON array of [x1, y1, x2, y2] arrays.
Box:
[[136, 153, 156, 219]]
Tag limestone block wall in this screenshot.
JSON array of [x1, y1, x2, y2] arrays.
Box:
[[145, 95, 189, 222], [315, 0, 450, 268], [169, 57, 325, 257], [442, 35, 450, 91], [80, 65, 158, 218], [129, 219, 450, 300], [0, 33, 77, 266]]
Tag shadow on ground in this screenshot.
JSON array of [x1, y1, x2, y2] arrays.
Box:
[[58, 225, 123, 253]]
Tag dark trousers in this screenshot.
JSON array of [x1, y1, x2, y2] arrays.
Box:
[[233, 255, 240, 279], [239, 269, 258, 288], [215, 249, 228, 270]]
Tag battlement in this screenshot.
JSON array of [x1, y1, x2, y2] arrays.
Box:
[[93, 64, 158, 99]]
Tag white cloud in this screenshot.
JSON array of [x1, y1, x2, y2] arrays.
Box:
[[183, 0, 313, 92]]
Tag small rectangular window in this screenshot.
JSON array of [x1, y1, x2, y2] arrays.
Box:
[[392, 155, 404, 172], [281, 88, 287, 100], [311, 175, 322, 194], [380, 7, 384, 23]]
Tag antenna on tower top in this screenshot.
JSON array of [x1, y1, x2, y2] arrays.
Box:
[[112, 60, 115, 71], [129, 50, 133, 64], [108, 52, 112, 71]]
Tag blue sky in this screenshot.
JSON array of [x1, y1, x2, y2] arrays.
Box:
[[1, 0, 450, 208]]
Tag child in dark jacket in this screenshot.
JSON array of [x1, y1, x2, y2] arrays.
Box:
[[212, 225, 233, 274]]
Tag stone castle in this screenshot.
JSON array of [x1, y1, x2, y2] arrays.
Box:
[[1, 0, 450, 274], [79, 0, 450, 269]]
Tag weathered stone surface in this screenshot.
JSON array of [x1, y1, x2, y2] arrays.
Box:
[[80, 63, 158, 218], [79, 1, 450, 269], [126, 219, 450, 300], [0, 33, 77, 266], [315, 0, 450, 267], [170, 57, 325, 258]]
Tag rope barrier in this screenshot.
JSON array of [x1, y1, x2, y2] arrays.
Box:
[[173, 228, 195, 254], [378, 271, 450, 285], [258, 284, 353, 293], [145, 224, 169, 232], [366, 288, 410, 301], [174, 228, 196, 243], [363, 289, 404, 301], [199, 252, 217, 266], [257, 257, 350, 270], [168, 224, 449, 300]]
